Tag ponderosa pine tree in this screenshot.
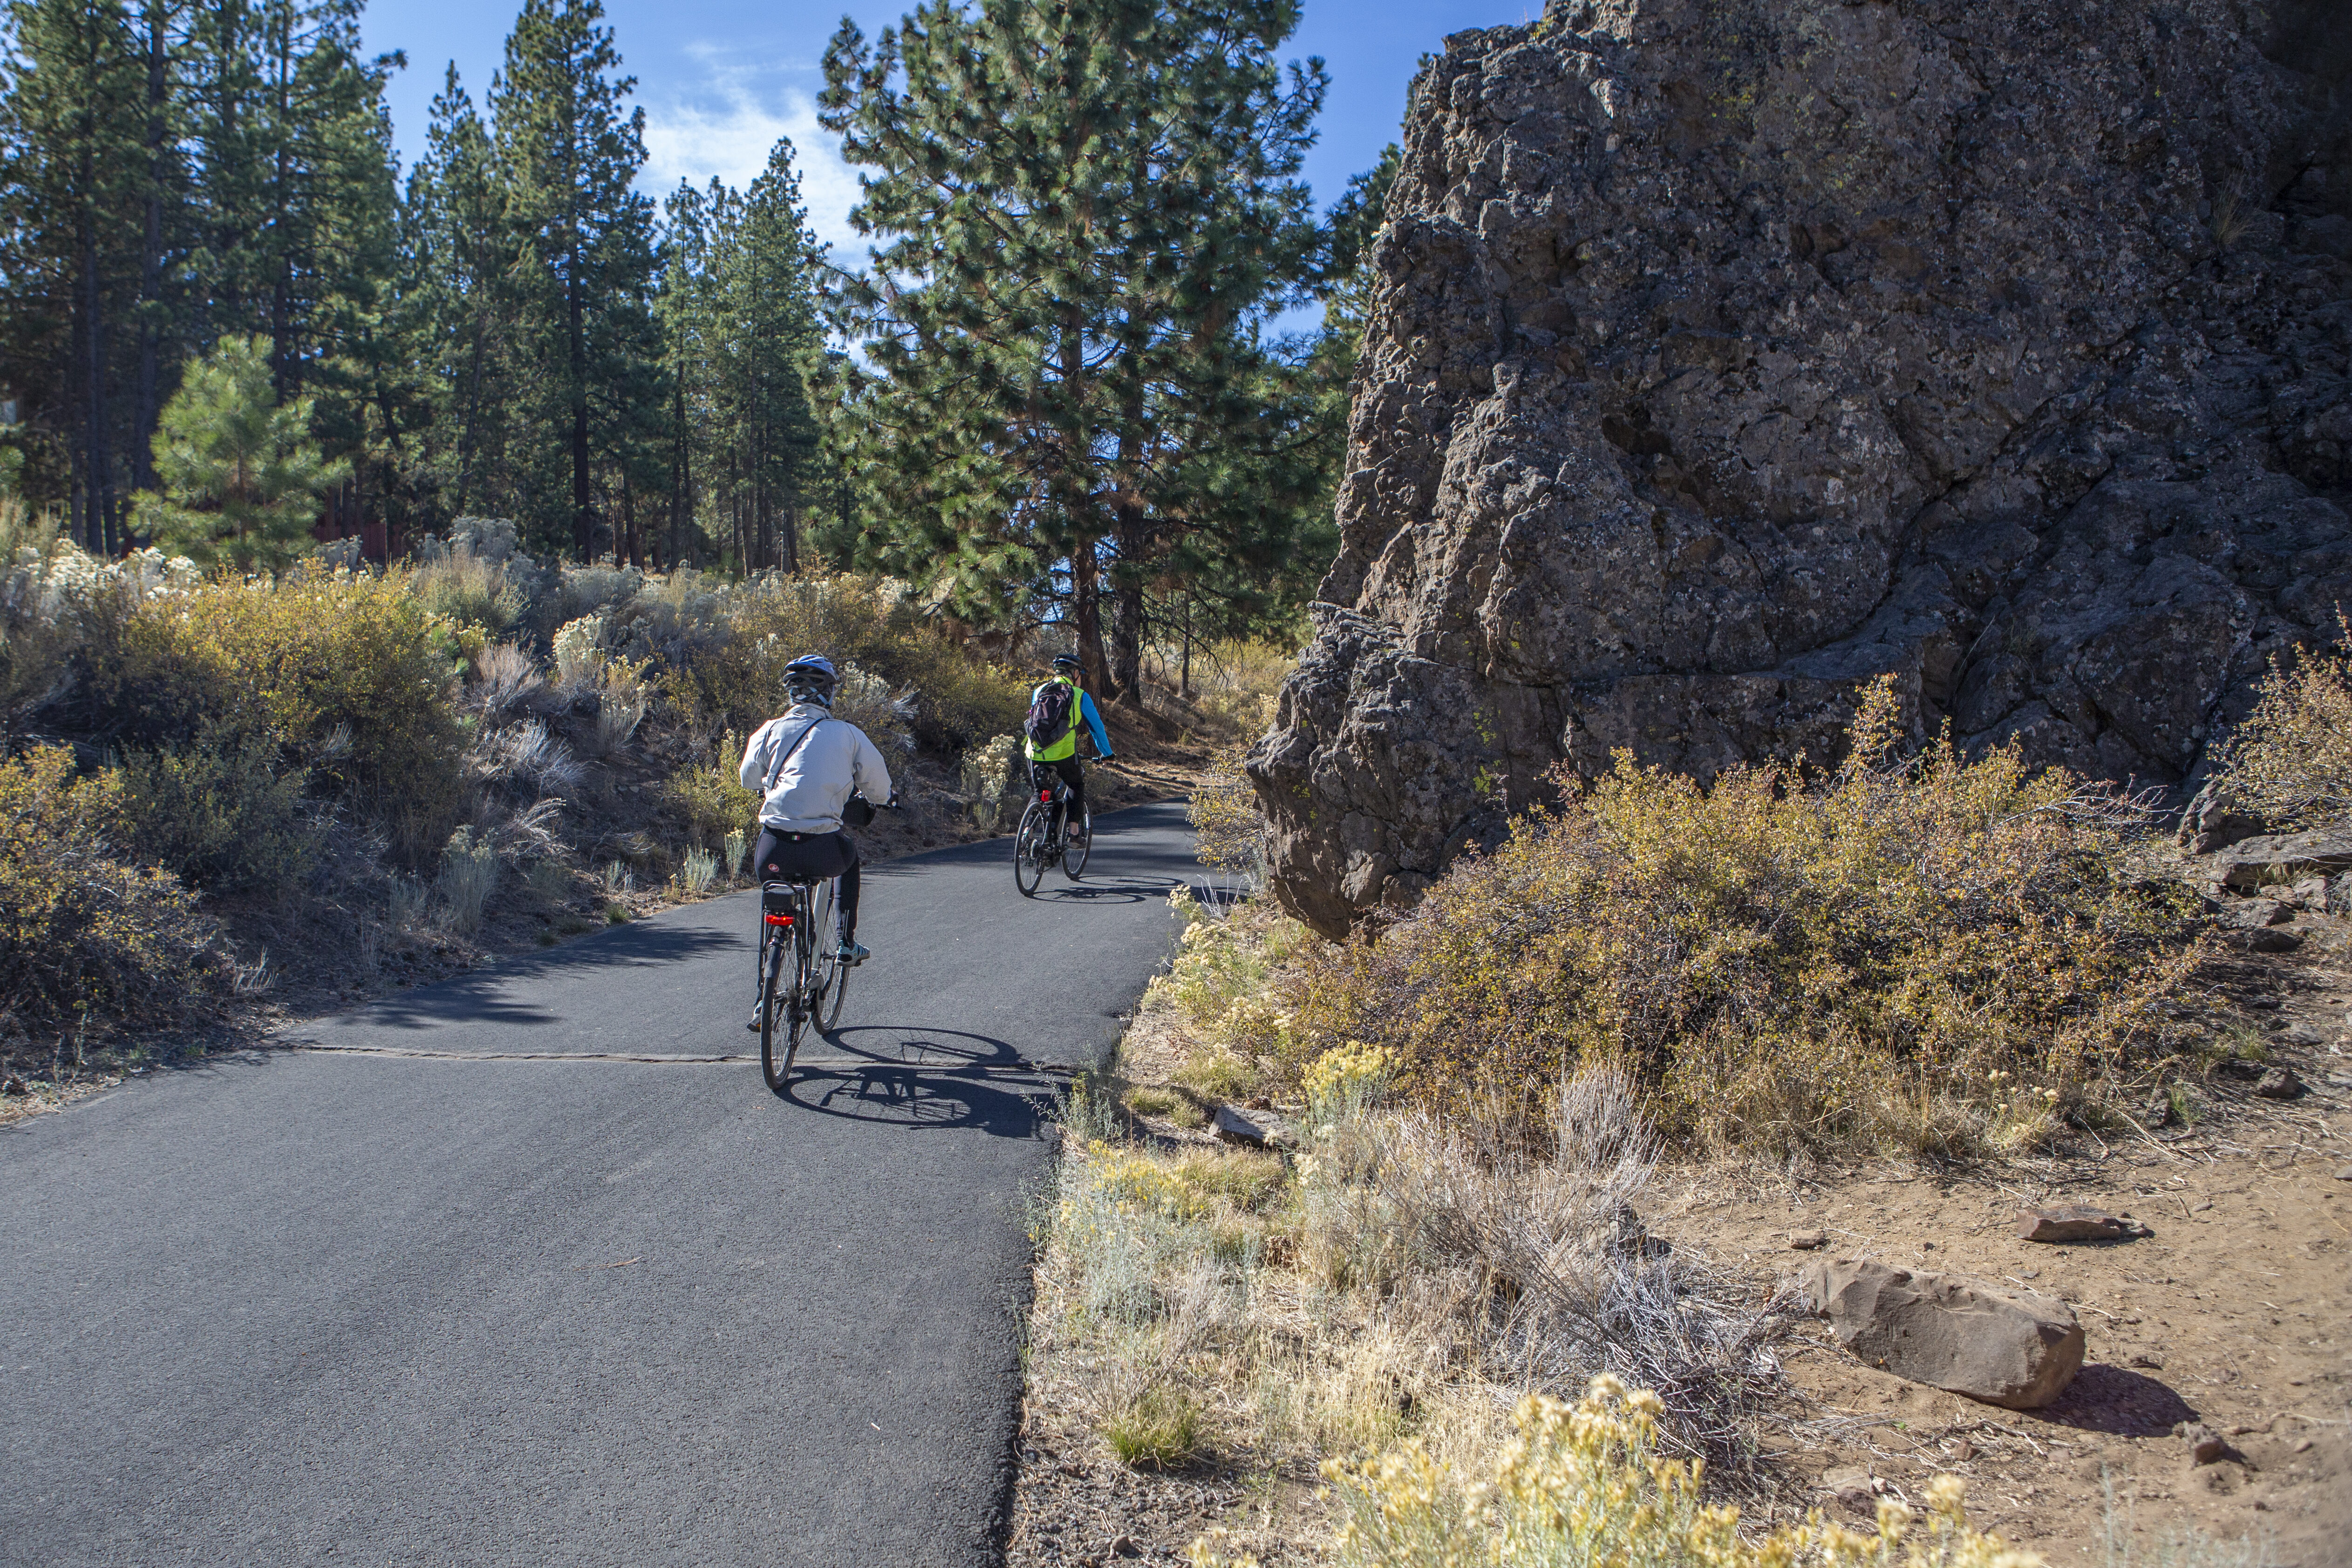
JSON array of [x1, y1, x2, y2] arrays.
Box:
[[818, 0, 1326, 699], [489, 0, 659, 561], [397, 64, 518, 521], [655, 143, 826, 573], [0, 0, 150, 552], [136, 331, 348, 569], [1, 0, 395, 547]]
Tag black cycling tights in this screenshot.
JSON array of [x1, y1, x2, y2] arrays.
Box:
[[1032, 757, 1086, 831], [752, 828, 861, 937]]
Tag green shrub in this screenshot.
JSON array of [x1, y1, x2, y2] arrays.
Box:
[[95, 571, 467, 861], [106, 730, 319, 893], [0, 747, 219, 1025], [1285, 677, 2198, 1154], [663, 573, 1026, 748], [2212, 611, 2352, 831], [408, 548, 527, 639], [664, 732, 761, 850]]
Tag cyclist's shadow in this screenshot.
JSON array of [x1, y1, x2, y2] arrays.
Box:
[[777, 1025, 1060, 1136]]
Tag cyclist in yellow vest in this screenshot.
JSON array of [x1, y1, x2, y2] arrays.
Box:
[[1024, 654, 1115, 845]]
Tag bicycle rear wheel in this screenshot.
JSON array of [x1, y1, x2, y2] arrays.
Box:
[[780, 923, 812, 1077], [1013, 803, 1048, 897], [812, 878, 847, 1033], [759, 920, 792, 1091], [1062, 803, 1091, 880]]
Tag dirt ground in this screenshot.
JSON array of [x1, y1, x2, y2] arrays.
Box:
[[1003, 914, 2352, 1568]]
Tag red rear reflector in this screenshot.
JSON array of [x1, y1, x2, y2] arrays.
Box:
[[1040, 790, 1052, 802], [764, 914, 793, 926]]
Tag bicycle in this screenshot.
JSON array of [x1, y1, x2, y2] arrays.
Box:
[[1013, 766, 1091, 896], [756, 873, 847, 1091]]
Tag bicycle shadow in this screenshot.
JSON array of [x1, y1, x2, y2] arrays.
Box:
[[1030, 879, 1169, 905], [774, 1025, 1064, 1135]]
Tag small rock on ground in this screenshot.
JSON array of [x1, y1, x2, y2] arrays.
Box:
[[2016, 1204, 2144, 1243], [2253, 1067, 2305, 1099]]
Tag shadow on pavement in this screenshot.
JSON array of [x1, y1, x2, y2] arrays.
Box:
[[778, 1064, 1056, 1134], [774, 1025, 1061, 1133], [1029, 879, 1170, 905], [290, 923, 743, 1036]]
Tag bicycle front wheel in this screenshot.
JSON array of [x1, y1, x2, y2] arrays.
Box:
[[812, 878, 847, 1034], [759, 923, 792, 1092], [1062, 804, 1091, 880], [1013, 803, 1048, 897]]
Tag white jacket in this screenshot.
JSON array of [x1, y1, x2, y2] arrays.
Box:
[[739, 705, 894, 833]]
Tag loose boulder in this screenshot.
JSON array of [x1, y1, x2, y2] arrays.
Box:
[[2210, 831, 2352, 894], [1799, 1258, 2085, 1410], [1212, 1104, 1295, 1149]]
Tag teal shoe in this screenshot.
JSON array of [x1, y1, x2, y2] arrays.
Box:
[[836, 938, 871, 966]]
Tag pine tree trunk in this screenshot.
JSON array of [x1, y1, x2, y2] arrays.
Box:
[[1180, 598, 1193, 701], [567, 165, 592, 560], [619, 470, 638, 566], [1109, 414, 1147, 705], [81, 207, 117, 555], [455, 314, 488, 515], [268, 20, 291, 393], [131, 0, 169, 501], [1071, 540, 1108, 696]]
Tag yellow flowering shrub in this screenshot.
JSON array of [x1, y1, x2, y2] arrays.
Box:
[[1304, 1041, 1396, 1127], [1216, 1376, 2039, 1568], [89, 570, 468, 860], [0, 746, 220, 1026], [1087, 1139, 1204, 1220], [1285, 677, 2198, 1152]]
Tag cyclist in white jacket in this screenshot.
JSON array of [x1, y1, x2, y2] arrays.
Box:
[[739, 655, 894, 973]]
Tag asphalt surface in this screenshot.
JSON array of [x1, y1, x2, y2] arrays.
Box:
[[1, 799, 1199, 1568]]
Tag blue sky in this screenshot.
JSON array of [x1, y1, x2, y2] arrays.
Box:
[[361, 0, 1519, 261]]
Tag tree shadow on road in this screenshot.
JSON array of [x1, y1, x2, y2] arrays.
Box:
[[282, 923, 743, 1037]]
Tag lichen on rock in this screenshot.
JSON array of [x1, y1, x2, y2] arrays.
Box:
[[1252, 0, 2352, 936]]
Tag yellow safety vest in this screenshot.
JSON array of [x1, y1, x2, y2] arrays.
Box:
[[1026, 676, 1083, 762]]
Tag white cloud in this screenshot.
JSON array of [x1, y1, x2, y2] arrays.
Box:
[[638, 50, 869, 264]]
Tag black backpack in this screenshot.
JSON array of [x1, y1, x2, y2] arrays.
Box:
[[1023, 678, 1076, 748]]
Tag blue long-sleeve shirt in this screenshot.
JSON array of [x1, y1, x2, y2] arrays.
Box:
[[1077, 689, 1111, 757]]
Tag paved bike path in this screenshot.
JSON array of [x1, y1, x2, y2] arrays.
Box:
[[1, 800, 1199, 1568]]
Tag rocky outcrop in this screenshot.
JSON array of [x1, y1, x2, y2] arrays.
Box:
[[1252, 0, 2352, 935]]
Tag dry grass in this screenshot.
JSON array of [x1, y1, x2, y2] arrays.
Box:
[[1035, 926, 1797, 1525]]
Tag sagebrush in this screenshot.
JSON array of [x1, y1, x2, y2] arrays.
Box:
[[1278, 677, 2198, 1154]]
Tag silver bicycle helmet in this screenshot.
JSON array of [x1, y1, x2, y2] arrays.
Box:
[[784, 654, 838, 709]]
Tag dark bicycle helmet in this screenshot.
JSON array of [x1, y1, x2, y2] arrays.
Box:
[[1050, 653, 1081, 675], [784, 654, 838, 709]]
